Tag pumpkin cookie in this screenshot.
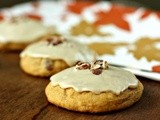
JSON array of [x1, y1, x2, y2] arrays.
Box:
[[0, 16, 54, 51], [45, 60, 143, 113], [20, 35, 97, 77]]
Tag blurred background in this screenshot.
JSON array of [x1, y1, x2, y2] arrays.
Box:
[[0, 0, 160, 10]]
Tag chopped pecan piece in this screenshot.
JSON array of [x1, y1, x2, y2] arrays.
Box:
[[91, 68, 102, 75], [92, 60, 108, 70], [47, 36, 66, 46], [91, 60, 108, 75], [75, 61, 91, 70]]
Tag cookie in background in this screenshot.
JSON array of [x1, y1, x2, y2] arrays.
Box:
[[20, 35, 97, 77], [0, 15, 55, 51]]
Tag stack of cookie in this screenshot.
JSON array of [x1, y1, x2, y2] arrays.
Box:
[[0, 15, 143, 113]]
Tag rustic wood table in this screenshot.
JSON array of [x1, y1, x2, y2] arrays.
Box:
[[0, 52, 160, 120]]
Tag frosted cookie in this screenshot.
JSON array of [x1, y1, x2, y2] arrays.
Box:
[[0, 16, 54, 51], [20, 35, 97, 77], [45, 60, 143, 113]]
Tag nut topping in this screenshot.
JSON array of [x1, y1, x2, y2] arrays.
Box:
[[92, 60, 108, 70], [75, 60, 109, 75], [91, 68, 102, 75], [47, 35, 66, 46], [75, 61, 91, 70]]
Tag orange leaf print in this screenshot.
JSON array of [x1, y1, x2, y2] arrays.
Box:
[[67, 1, 95, 14], [152, 65, 160, 73], [25, 13, 42, 21], [95, 4, 136, 31], [0, 14, 4, 21], [140, 10, 160, 19]]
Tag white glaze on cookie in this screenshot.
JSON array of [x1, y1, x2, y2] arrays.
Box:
[[50, 66, 138, 95], [0, 17, 53, 43], [20, 40, 96, 66]]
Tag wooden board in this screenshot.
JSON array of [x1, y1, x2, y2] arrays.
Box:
[[0, 52, 160, 120]]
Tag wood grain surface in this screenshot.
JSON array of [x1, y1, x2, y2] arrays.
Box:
[[0, 52, 160, 120]]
